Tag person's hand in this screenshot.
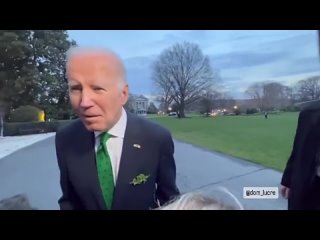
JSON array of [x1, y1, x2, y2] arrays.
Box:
[[280, 185, 290, 199]]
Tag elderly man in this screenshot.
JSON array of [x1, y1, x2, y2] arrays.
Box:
[[55, 47, 179, 210]]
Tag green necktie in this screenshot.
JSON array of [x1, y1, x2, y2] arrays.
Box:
[[96, 132, 114, 209]]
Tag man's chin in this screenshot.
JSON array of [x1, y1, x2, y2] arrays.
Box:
[[83, 124, 105, 132], [81, 119, 105, 132]]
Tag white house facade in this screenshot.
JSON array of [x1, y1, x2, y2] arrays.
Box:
[[134, 95, 148, 116]]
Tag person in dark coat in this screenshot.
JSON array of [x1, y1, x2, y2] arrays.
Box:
[[281, 100, 320, 209]]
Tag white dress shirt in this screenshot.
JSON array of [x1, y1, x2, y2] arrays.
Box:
[[94, 108, 127, 184]]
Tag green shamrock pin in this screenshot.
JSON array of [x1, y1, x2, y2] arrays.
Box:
[[130, 174, 150, 186]]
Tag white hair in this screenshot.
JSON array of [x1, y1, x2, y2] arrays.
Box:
[[159, 188, 244, 210], [0, 194, 36, 210], [65, 46, 127, 88]]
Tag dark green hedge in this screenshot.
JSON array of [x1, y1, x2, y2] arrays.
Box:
[[3, 120, 72, 136]]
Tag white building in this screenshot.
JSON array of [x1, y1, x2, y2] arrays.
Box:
[[134, 95, 148, 116]]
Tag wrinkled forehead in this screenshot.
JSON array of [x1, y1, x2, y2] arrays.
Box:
[[66, 50, 125, 80], [67, 51, 122, 73]]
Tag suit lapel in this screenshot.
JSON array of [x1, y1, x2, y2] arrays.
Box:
[[112, 112, 141, 209], [76, 121, 106, 210]]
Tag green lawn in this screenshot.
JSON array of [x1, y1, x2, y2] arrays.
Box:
[[151, 112, 299, 171]]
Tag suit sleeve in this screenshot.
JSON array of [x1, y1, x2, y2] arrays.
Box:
[[155, 131, 180, 205], [55, 131, 82, 210], [281, 110, 308, 187]]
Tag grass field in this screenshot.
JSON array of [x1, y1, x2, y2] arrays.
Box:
[[151, 112, 299, 171]]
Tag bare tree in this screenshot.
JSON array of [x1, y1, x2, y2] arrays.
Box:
[[245, 82, 264, 110], [282, 85, 295, 107], [246, 81, 291, 110], [199, 89, 223, 116], [263, 82, 289, 110], [296, 76, 320, 101], [152, 65, 174, 113], [152, 42, 215, 118], [217, 98, 236, 111], [155, 95, 173, 113]]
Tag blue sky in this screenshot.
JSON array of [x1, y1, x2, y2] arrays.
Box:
[[68, 30, 320, 99]]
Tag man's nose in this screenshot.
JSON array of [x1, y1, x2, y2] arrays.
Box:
[[80, 92, 94, 108]]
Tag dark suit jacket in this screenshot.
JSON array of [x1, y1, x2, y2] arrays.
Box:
[[55, 111, 180, 210], [281, 101, 320, 209]]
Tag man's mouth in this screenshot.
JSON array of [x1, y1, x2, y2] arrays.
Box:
[[83, 115, 100, 118]]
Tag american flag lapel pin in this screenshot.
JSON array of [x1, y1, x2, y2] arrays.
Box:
[[133, 144, 141, 149]]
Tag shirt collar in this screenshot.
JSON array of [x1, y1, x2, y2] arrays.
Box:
[[94, 107, 127, 139]]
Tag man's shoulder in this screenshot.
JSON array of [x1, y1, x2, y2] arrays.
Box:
[[298, 101, 320, 128], [56, 118, 84, 139], [300, 100, 320, 113], [128, 112, 171, 138]]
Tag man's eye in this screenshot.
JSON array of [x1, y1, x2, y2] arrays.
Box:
[[70, 86, 81, 91], [93, 87, 104, 91]]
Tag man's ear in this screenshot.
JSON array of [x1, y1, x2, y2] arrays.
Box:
[[121, 84, 129, 105]]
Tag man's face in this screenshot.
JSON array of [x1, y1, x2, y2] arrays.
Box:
[[67, 52, 128, 132]]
